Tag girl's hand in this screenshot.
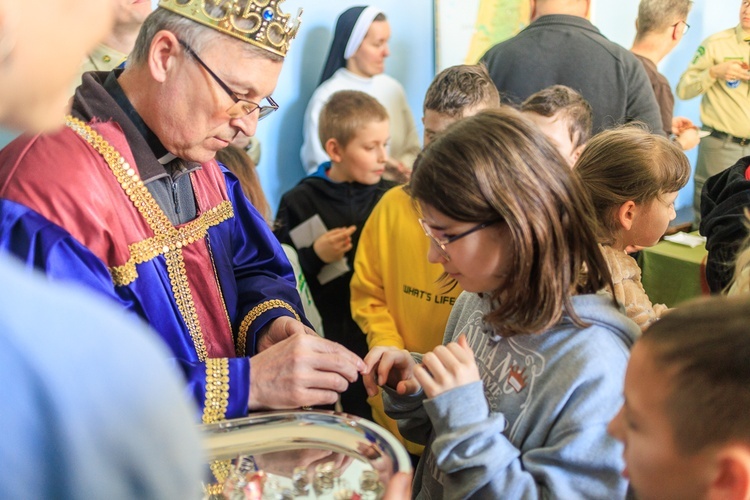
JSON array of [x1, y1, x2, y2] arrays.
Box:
[[363, 346, 420, 397], [415, 335, 480, 399]]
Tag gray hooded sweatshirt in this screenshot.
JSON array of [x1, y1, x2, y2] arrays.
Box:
[[384, 292, 638, 499]]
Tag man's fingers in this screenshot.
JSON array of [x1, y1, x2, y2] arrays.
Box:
[[307, 336, 367, 373], [303, 370, 352, 394]]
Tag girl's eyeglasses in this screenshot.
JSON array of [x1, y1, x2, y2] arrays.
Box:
[[418, 218, 501, 261]]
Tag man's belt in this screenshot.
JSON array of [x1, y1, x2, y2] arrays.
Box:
[[705, 127, 750, 146]]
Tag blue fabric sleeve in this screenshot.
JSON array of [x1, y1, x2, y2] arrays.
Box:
[[219, 167, 311, 355], [0, 199, 253, 420]]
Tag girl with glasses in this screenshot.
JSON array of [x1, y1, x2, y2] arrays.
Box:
[[363, 108, 638, 498]]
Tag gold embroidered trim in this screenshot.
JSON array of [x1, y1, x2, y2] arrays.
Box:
[[202, 358, 230, 424], [236, 300, 301, 355], [109, 203, 233, 286], [65, 116, 234, 363], [205, 459, 232, 497], [206, 240, 234, 351]]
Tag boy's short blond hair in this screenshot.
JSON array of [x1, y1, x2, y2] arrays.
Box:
[[422, 64, 500, 117], [318, 90, 389, 150]]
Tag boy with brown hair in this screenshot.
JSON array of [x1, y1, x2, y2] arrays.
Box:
[[609, 295, 750, 499], [275, 90, 396, 419], [520, 84, 593, 166], [351, 64, 499, 455]]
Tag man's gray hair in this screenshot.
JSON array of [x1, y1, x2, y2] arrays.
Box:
[[129, 7, 283, 67], [636, 0, 693, 37]]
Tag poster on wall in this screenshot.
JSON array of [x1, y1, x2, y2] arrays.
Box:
[[434, 0, 530, 72]]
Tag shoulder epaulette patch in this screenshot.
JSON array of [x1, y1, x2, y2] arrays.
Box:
[[692, 46, 705, 64]]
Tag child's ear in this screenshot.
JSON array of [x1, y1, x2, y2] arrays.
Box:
[[325, 138, 343, 163], [708, 445, 750, 500], [617, 201, 637, 231]]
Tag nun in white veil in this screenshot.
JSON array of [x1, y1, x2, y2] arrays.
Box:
[[299, 5, 420, 179]]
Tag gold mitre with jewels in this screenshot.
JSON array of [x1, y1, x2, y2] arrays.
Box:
[[158, 0, 302, 58]]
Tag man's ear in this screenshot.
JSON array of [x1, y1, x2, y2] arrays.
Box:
[[148, 30, 180, 84], [325, 138, 343, 163], [617, 200, 637, 231], [708, 445, 750, 500]]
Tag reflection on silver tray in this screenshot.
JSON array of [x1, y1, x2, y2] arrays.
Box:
[[200, 410, 411, 499]]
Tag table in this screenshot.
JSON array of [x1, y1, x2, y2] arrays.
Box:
[[637, 232, 709, 308]]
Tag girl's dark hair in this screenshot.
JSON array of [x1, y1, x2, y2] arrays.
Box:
[[410, 108, 614, 337]]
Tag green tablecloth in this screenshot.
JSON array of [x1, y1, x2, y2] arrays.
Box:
[[637, 232, 708, 308]]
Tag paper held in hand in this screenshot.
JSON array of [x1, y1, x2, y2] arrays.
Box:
[[289, 214, 350, 285]]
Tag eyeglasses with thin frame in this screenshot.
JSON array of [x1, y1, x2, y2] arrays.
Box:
[[672, 20, 690, 35], [418, 218, 500, 261], [177, 39, 278, 121]]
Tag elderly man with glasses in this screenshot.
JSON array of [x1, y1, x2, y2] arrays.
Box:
[[0, 0, 368, 423], [631, 0, 699, 152]]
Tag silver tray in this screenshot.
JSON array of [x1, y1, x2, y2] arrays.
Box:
[[200, 410, 411, 499]]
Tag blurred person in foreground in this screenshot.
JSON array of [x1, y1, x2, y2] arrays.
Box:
[[0, 0, 202, 498]]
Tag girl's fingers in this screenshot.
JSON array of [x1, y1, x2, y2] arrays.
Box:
[[421, 351, 448, 383], [412, 364, 435, 394]]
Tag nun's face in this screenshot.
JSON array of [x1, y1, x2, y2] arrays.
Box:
[[346, 20, 390, 78]]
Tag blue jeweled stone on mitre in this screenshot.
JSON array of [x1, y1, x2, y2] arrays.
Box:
[[262, 8, 274, 21]]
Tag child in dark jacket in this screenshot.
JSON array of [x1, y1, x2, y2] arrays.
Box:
[[275, 90, 397, 419]]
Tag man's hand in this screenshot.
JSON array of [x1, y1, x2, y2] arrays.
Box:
[[363, 346, 420, 397], [671, 116, 699, 151], [709, 61, 750, 82], [248, 333, 367, 410], [256, 316, 317, 353], [414, 335, 479, 399], [313, 226, 356, 263]]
